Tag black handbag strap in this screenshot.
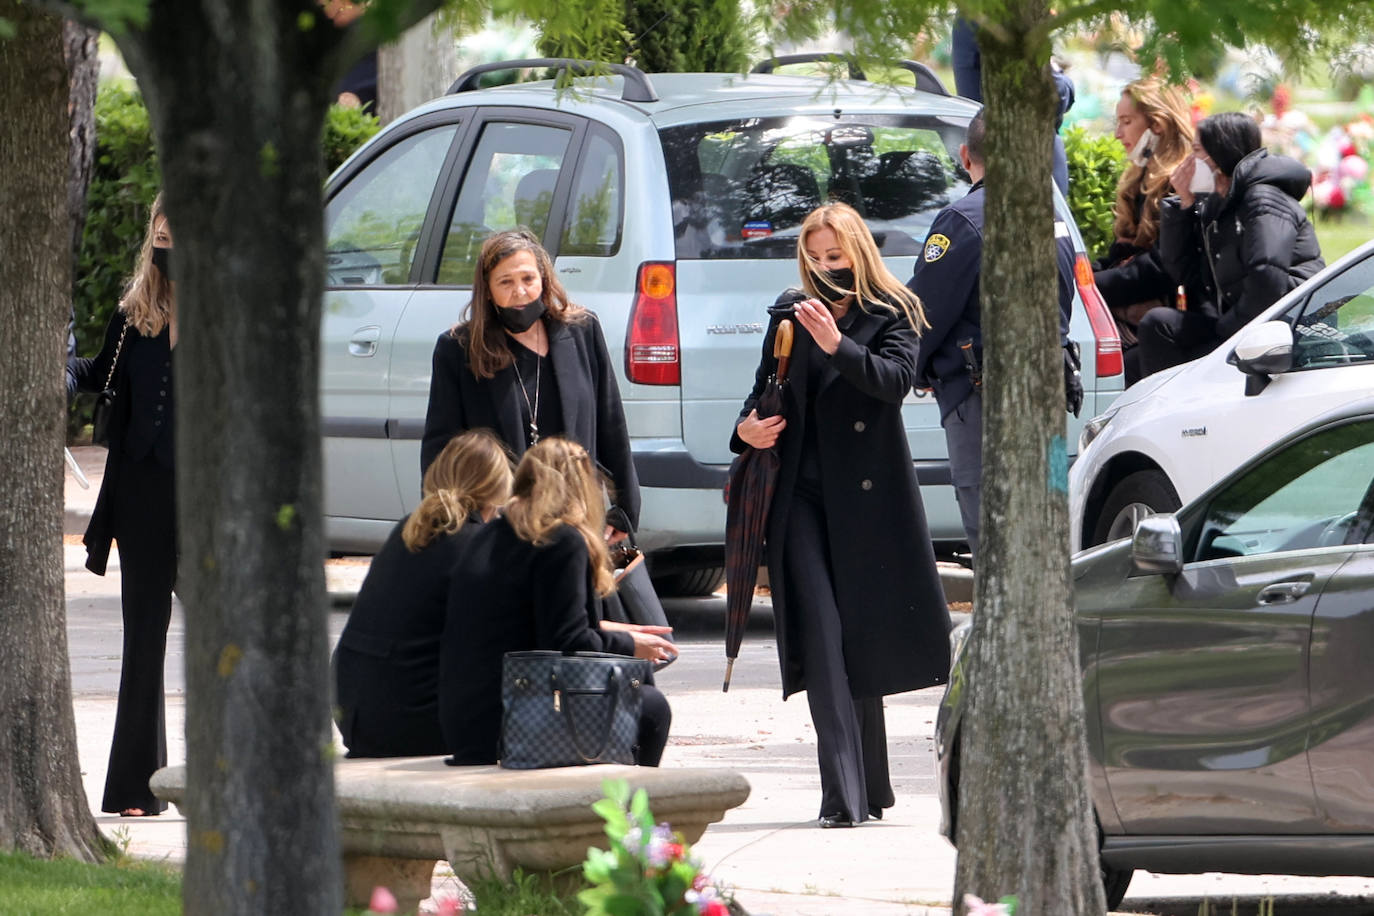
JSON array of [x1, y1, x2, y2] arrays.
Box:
[[103, 319, 131, 390], [551, 660, 621, 763]]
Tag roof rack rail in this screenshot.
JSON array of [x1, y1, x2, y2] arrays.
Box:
[[446, 58, 659, 103], [749, 53, 949, 97]]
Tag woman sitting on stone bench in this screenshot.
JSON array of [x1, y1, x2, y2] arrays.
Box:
[[439, 437, 674, 766], [333, 430, 512, 757]]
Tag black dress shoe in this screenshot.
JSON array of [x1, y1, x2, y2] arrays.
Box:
[[867, 805, 884, 821], [818, 814, 857, 828]]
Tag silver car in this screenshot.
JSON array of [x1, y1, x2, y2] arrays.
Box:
[[320, 58, 1125, 591], [937, 395, 1374, 908]]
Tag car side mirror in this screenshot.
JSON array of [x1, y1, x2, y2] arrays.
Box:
[[1231, 320, 1293, 396], [1131, 514, 1183, 575]]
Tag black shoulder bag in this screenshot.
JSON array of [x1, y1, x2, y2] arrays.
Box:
[[91, 320, 130, 448]]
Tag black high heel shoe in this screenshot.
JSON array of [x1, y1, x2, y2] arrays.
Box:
[[817, 813, 858, 828]]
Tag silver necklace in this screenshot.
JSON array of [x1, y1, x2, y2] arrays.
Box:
[[511, 348, 541, 445]]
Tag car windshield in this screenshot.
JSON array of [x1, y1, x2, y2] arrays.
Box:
[[660, 113, 970, 260]]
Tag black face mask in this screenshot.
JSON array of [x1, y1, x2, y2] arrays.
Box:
[[494, 297, 547, 333], [813, 267, 854, 304], [151, 246, 171, 278]]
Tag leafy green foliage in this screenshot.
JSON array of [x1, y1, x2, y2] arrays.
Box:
[[322, 103, 382, 176], [529, 0, 751, 72], [465, 868, 585, 916], [1063, 126, 1125, 262]]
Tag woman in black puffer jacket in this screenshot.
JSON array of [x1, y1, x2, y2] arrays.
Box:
[[1143, 112, 1324, 378]]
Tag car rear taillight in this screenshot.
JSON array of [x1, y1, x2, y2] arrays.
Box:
[[1074, 254, 1123, 378], [626, 261, 680, 385]]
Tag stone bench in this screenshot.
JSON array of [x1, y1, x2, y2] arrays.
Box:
[[152, 759, 750, 911]]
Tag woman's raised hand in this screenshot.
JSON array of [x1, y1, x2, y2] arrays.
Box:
[[1170, 156, 1197, 208], [794, 298, 842, 354], [736, 409, 786, 449]]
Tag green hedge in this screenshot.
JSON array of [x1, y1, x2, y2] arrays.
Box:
[[1064, 125, 1126, 263], [69, 86, 380, 437]]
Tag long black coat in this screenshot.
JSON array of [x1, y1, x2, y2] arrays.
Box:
[[438, 517, 634, 764], [1160, 149, 1325, 340], [421, 314, 640, 528], [72, 311, 173, 575], [730, 301, 951, 700]]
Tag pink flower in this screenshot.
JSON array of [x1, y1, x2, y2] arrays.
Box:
[[702, 901, 730, 916], [963, 895, 1012, 916], [435, 897, 465, 916], [368, 886, 399, 913]]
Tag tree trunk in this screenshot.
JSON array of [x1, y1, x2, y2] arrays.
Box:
[[111, 6, 347, 911], [63, 21, 99, 260], [0, 1, 111, 863], [377, 12, 461, 124], [951, 6, 1106, 914]]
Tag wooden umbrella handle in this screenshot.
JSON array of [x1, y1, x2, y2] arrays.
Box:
[[774, 318, 794, 380]]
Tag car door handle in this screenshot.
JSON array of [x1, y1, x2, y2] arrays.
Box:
[[348, 326, 381, 357], [1256, 580, 1312, 605]]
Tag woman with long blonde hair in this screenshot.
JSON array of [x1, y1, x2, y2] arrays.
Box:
[[733, 202, 951, 827], [439, 437, 673, 766], [1095, 77, 1196, 382], [333, 430, 512, 758], [71, 193, 177, 817]]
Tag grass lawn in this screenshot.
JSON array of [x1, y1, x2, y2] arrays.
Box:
[[0, 851, 584, 915], [1313, 214, 1373, 261], [0, 850, 180, 915]]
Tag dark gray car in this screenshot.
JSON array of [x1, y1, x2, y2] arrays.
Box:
[[936, 396, 1374, 908]]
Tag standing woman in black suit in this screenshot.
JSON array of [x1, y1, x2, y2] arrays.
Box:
[[72, 195, 177, 817], [333, 430, 512, 757], [732, 203, 951, 827], [422, 229, 638, 538], [438, 438, 674, 766]]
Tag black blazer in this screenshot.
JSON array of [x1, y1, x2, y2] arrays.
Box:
[[333, 517, 480, 757], [71, 311, 174, 575], [438, 517, 634, 764], [730, 301, 951, 700], [421, 314, 640, 528]]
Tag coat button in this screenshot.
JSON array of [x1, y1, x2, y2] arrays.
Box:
[[157, 404, 164, 411], [853, 421, 866, 432], [860, 479, 873, 491]]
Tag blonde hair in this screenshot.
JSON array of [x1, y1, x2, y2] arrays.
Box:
[[401, 430, 513, 552], [452, 229, 588, 379], [796, 203, 928, 334], [119, 193, 175, 336], [1114, 78, 1194, 249], [504, 437, 615, 597]]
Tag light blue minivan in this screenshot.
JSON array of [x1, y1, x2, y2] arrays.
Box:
[[321, 58, 1124, 594]]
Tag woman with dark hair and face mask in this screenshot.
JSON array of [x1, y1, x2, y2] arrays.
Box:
[[1144, 111, 1325, 378], [421, 228, 639, 538], [71, 193, 177, 818], [732, 202, 951, 828]]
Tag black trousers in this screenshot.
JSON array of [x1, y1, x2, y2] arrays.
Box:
[[1137, 308, 1221, 379], [636, 684, 671, 767], [102, 455, 176, 814], [783, 482, 893, 823]]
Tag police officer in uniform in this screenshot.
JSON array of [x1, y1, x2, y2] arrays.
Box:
[[907, 109, 1082, 559]]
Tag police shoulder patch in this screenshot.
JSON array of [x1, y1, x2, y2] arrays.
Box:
[[924, 233, 952, 262]]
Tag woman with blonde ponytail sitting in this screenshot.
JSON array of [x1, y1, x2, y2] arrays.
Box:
[[440, 437, 675, 767], [333, 430, 512, 757]]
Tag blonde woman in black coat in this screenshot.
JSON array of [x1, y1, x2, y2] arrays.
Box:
[[422, 229, 638, 535], [732, 203, 951, 828], [333, 430, 512, 757], [439, 438, 674, 766], [71, 195, 177, 817]]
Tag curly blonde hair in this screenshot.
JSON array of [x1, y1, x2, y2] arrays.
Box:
[[1114, 78, 1194, 250], [401, 430, 513, 551], [452, 229, 588, 379], [503, 437, 615, 597], [796, 203, 928, 333], [120, 193, 175, 336]]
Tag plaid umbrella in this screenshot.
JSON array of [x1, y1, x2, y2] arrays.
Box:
[[722, 319, 794, 692]]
